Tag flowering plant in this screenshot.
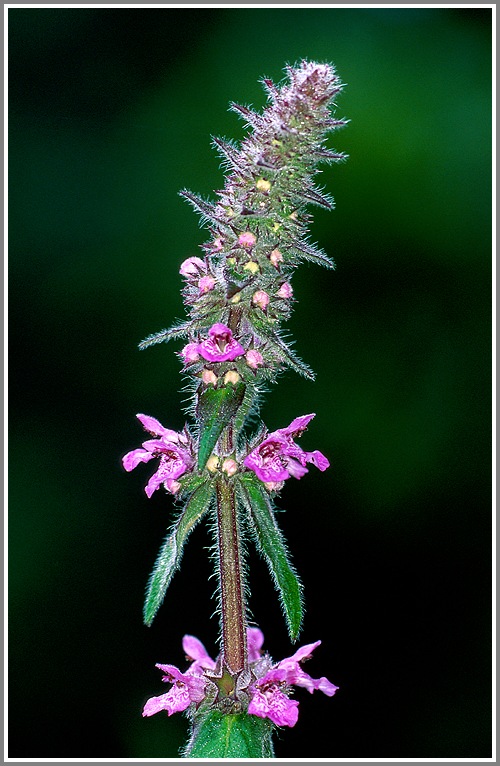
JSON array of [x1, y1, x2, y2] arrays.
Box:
[[123, 60, 347, 757]]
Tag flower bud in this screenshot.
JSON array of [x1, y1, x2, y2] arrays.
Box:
[[224, 370, 241, 385], [206, 455, 220, 473], [180, 342, 200, 364], [246, 349, 264, 369], [269, 249, 283, 267], [252, 290, 270, 310], [238, 232, 256, 248], [202, 369, 218, 386], [222, 458, 238, 477], [256, 178, 271, 192], [244, 261, 259, 274], [276, 282, 293, 299], [212, 238, 223, 251], [179, 257, 205, 277], [198, 275, 216, 294]]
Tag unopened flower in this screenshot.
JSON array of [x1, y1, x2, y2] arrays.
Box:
[[197, 323, 245, 363], [276, 282, 293, 299], [202, 369, 218, 386], [248, 639, 338, 728], [206, 454, 220, 473], [246, 349, 264, 369], [243, 413, 330, 483], [122, 414, 194, 497], [212, 238, 224, 251], [198, 275, 216, 294], [252, 290, 270, 310], [256, 178, 271, 192], [179, 257, 205, 277], [222, 458, 238, 476], [238, 231, 256, 248], [224, 370, 241, 385], [179, 342, 200, 365], [243, 261, 259, 274], [269, 249, 283, 267]]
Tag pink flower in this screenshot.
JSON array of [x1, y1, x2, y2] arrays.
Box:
[[243, 413, 330, 483], [179, 257, 205, 277], [238, 231, 256, 248], [122, 414, 194, 498], [143, 635, 215, 718], [142, 628, 337, 728], [245, 349, 264, 369], [197, 323, 245, 362], [247, 639, 338, 728], [276, 282, 293, 299]]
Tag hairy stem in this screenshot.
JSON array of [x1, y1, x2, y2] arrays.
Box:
[[215, 473, 247, 674]]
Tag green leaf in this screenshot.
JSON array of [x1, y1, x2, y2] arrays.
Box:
[[250, 317, 315, 380], [238, 472, 303, 641], [138, 321, 191, 350], [185, 710, 275, 758], [143, 481, 215, 626], [196, 382, 245, 470]]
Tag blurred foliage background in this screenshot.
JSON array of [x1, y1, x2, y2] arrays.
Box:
[[8, 6, 492, 759]]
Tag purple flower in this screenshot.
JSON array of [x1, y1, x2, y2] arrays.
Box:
[[142, 628, 337, 728], [143, 634, 216, 718], [247, 639, 338, 728], [122, 414, 194, 497], [197, 323, 245, 362], [243, 413, 330, 483]]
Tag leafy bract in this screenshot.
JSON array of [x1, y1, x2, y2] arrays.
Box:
[[143, 480, 214, 626], [238, 472, 303, 641]]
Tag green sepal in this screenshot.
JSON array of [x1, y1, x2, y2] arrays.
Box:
[[238, 472, 303, 641], [143, 480, 215, 626], [185, 710, 275, 758], [196, 382, 245, 470]]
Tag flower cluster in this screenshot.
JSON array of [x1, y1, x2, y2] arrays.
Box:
[[143, 628, 338, 728], [122, 411, 329, 495], [122, 414, 194, 497]]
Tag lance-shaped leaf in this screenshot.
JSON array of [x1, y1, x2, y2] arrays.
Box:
[[138, 321, 191, 350], [196, 382, 245, 470], [179, 189, 226, 226], [143, 480, 214, 626], [238, 472, 303, 641], [185, 710, 274, 758], [288, 238, 336, 270], [250, 317, 315, 380]]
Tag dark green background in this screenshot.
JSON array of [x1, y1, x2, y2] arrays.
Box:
[[8, 6, 492, 759]]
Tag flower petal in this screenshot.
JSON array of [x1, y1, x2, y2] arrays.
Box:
[[136, 414, 179, 441], [122, 448, 154, 472], [247, 628, 265, 662], [182, 635, 215, 670], [248, 688, 299, 727], [306, 450, 330, 471]]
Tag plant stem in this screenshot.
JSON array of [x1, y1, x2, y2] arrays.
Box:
[[215, 473, 247, 675]]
